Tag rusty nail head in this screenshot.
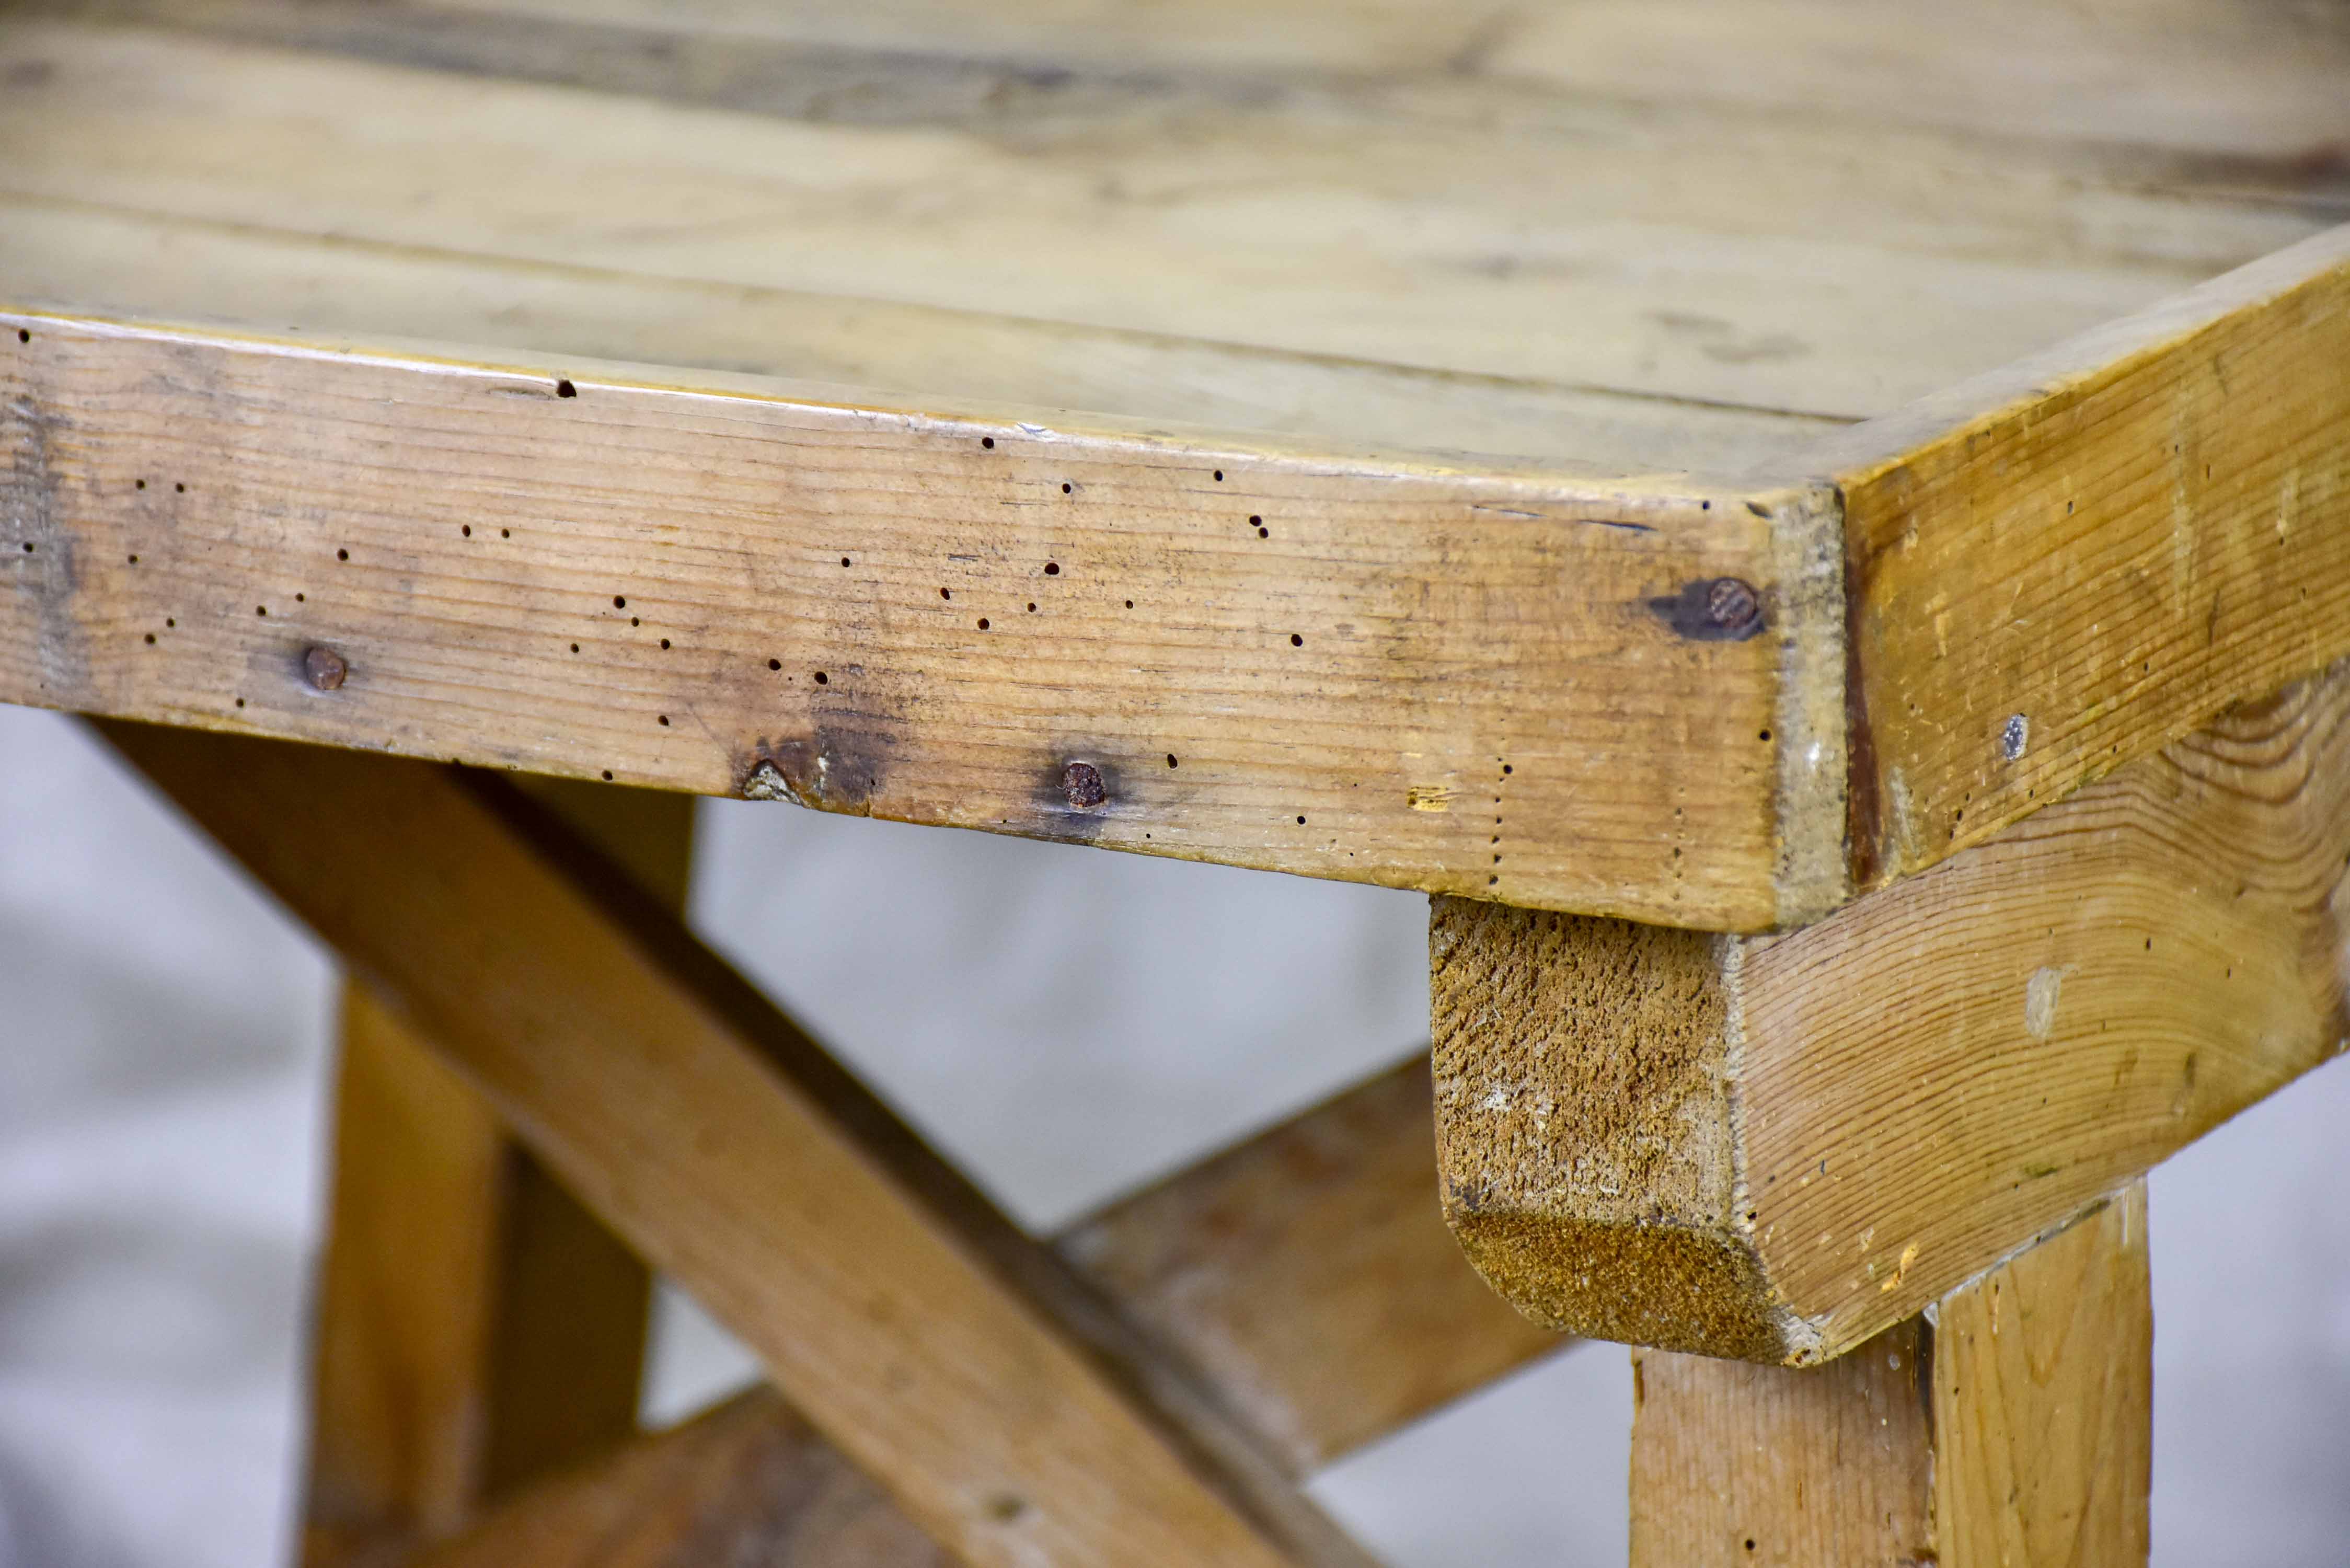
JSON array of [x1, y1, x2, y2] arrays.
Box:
[[1061, 760, 1106, 809], [1704, 577, 1762, 633], [304, 645, 348, 691]]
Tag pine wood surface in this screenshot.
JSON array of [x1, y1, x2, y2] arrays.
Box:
[[96, 718, 1396, 1568], [406, 1054, 1567, 1568], [1787, 223, 2350, 896], [4, 6, 2347, 926], [4, 311, 1838, 930], [413, 1388, 952, 1568], [1059, 1054, 1562, 1475], [1629, 1186, 2150, 1567], [3, 8, 2328, 425], [302, 779, 689, 1564], [1437, 659, 2350, 1361]]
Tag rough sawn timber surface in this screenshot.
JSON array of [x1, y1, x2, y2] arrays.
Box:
[[1786, 221, 2350, 895], [409, 1055, 1567, 1567], [95, 721, 1374, 1568], [1436, 658, 2350, 1363], [301, 777, 687, 1565], [1629, 1186, 2150, 1567], [5, 313, 1846, 930]]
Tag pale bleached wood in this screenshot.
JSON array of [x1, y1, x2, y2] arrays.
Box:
[[4, 311, 1845, 931], [303, 779, 688, 1564], [0, 17, 2322, 423], [0, 194, 1838, 478], [1437, 659, 2350, 1362], [1785, 221, 2350, 893], [94, 720, 1377, 1568], [1630, 1185, 2149, 1567], [411, 0, 2350, 173]]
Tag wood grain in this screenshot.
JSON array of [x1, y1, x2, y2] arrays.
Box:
[[302, 779, 688, 1565], [1788, 222, 2350, 891], [1630, 1186, 2149, 1567], [3, 14, 2318, 423], [4, 312, 1845, 930], [95, 719, 1380, 1568], [409, 1055, 1566, 1567], [413, 1388, 951, 1568], [0, 194, 1836, 480], [1059, 1054, 1562, 1474], [1436, 659, 2350, 1362]]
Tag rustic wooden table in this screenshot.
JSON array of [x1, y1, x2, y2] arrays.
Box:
[[4, 2, 2347, 1563]]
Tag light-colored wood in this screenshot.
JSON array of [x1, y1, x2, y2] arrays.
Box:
[[1629, 1185, 2150, 1567], [411, 0, 2350, 170], [410, 1054, 1565, 1568], [2, 14, 2321, 425], [7, 21, 2347, 930], [301, 987, 509, 1567], [302, 779, 689, 1564], [1060, 1054, 1562, 1474], [5, 311, 1844, 931], [414, 1388, 949, 1568], [1783, 222, 2350, 893], [1437, 658, 2350, 1362], [0, 194, 1834, 480], [94, 720, 1375, 1568]]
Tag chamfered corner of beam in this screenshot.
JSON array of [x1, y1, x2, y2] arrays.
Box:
[[1429, 896, 1823, 1365]]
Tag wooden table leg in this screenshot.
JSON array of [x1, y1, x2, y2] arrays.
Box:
[[298, 780, 692, 1566], [1629, 1183, 2151, 1567]]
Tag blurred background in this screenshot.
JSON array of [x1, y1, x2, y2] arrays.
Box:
[[4, 698, 2349, 1567]]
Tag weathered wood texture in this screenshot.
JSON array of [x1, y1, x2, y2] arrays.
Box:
[[1630, 1186, 2150, 1567], [5, 8, 2327, 426], [409, 1055, 1564, 1568], [6, 313, 1842, 930], [5, 10, 2347, 927], [413, 1387, 950, 1568], [96, 720, 1382, 1568], [1792, 222, 2350, 896], [1438, 658, 2350, 1362], [301, 780, 688, 1565], [1059, 1055, 1560, 1474]]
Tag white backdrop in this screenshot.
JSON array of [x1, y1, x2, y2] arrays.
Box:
[[2, 702, 2345, 1565]]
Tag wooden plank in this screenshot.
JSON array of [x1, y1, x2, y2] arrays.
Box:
[[1436, 656, 2350, 1362], [1629, 1185, 2150, 1567], [93, 719, 1379, 1568], [4, 310, 1847, 931], [407, 0, 2350, 175], [411, 1056, 1564, 1567], [1058, 1055, 1561, 1475], [303, 778, 688, 1563], [0, 194, 1838, 478], [1, 16, 2323, 423], [301, 987, 512, 1565], [412, 1387, 950, 1568], [1786, 221, 2350, 893]]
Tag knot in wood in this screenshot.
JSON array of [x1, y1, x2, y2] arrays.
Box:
[[1703, 577, 1762, 636], [1061, 760, 1107, 809], [303, 645, 348, 691]]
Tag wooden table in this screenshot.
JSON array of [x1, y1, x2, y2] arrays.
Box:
[[5, 2, 2346, 1562]]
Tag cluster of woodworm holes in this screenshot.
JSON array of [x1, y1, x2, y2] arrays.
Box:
[[561, 441, 1314, 799], [62, 374, 1322, 807]]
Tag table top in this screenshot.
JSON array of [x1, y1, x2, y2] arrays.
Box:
[[4, 0, 2348, 931]]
